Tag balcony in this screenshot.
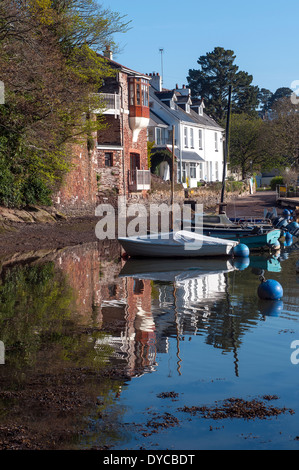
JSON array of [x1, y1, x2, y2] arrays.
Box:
[[97, 93, 121, 116], [128, 169, 151, 191]]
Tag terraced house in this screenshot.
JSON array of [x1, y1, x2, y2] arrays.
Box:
[[54, 48, 151, 215], [147, 73, 224, 188], [96, 48, 151, 200]]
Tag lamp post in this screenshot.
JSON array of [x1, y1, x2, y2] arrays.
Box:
[[219, 85, 232, 214]]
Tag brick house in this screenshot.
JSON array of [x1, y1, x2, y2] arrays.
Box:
[[96, 48, 151, 201], [53, 49, 151, 216]]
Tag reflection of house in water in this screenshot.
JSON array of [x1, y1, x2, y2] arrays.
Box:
[[121, 258, 235, 349], [157, 271, 229, 335], [100, 277, 157, 377], [52, 242, 157, 378]]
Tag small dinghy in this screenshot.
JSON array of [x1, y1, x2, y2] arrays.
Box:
[[118, 230, 239, 258]]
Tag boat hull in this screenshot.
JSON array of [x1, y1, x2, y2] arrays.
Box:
[[202, 228, 281, 249], [118, 231, 238, 258]]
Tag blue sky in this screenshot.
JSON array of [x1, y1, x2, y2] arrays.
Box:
[[103, 0, 298, 94]]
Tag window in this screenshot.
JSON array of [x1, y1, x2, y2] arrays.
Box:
[[184, 127, 188, 148], [215, 162, 219, 181], [105, 152, 113, 167], [142, 80, 149, 107], [198, 129, 203, 149], [156, 127, 165, 145], [215, 132, 218, 151], [129, 77, 149, 108], [199, 163, 203, 180], [136, 82, 141, 105], [190, 128, 194, 148], [129, 82, 134, 106], [182, 162, 186, 183], [190, 163, 196, 179]]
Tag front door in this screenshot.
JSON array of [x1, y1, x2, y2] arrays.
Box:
[[130, 153, 140, 172]]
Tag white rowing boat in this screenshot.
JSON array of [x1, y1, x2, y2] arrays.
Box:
[[118, 230, 239, 258]]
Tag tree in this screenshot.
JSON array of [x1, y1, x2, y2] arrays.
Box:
[[258, 87, 293, 114], [228, 113, 277, 179], [187, 47, 260, 121], [268, 97, 299, 167], [0, 0, 129, 207]]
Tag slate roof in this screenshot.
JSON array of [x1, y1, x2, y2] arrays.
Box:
[[150, 87, 223, 130], [149, 110, 169, 127]]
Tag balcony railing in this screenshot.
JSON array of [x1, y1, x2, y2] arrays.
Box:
[[129, 169, 151, 191], [97, 93, 121, 116]]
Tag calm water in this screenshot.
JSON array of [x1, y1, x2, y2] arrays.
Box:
[[1, 240, 299, 450]]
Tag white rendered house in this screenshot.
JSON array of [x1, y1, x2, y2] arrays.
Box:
[[147, 73, 224, 188]]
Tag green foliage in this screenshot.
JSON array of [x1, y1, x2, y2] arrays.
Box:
[[0, 0, 128, 208], [270, 176, 284, 190], [147, 141, 155, 169], [226, 180, 245, 193], [227, 113, 277, 179], [187, 47, 259, 121]]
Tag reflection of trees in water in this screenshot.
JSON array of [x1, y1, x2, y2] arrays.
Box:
[[0, 260, 127, 450]]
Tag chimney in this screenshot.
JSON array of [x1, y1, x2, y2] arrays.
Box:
[[103, 45, 113, 60], [149, 72, 162, 92]]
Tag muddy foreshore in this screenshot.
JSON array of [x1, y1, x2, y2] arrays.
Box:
[[0, 191, 279, 258]]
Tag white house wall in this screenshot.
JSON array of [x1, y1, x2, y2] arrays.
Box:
[[149, 90, 224, 187]]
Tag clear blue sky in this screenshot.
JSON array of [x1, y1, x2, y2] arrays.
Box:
[[103, 0, 298, 94]]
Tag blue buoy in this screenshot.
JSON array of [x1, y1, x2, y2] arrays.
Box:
[[232, 257, 250, 271], [258, 279, 283, 301], [285, 231, 293, 242], [287, 222, 299, 233], [233, 244, 250, 258], [259, 300, 284, 317], [283, 209, 290, 218]]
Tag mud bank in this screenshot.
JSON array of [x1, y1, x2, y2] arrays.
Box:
[[0, 192, 279, 258]]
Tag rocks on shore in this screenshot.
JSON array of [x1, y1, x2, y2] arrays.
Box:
[[0, 206, 67, 226]]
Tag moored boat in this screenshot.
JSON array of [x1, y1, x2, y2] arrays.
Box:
[[118, 230, 239, 258]]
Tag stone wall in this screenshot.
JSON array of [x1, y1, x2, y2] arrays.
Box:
[[52, 141, 98, 217]]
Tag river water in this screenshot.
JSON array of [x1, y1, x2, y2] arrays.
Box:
[[0, 239, 299, 450]]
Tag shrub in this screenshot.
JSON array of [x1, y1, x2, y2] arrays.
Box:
[[270, 176, 284, 191]]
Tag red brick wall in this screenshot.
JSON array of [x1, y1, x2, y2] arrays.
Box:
[[97, 71, 149, 198], [53, 68, 150, 215], [53, 141, 98, 216]]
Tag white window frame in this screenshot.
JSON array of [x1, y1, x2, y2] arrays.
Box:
[[215, 132, 218, 151], [190, 163, 196, 179], [190, 128, 194, 148], [184, 127, 188, 148], [198, 129, 203, 149]]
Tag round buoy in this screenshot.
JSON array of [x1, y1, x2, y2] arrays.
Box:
[[232, 257, 250, 271], [285, 231, 293, 241], [286, 222, 299, 234], [233, 244, 250, 258], [258, 279, 283, 300], [283, 209, 290, 218], [259, 299, 284, 317]]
